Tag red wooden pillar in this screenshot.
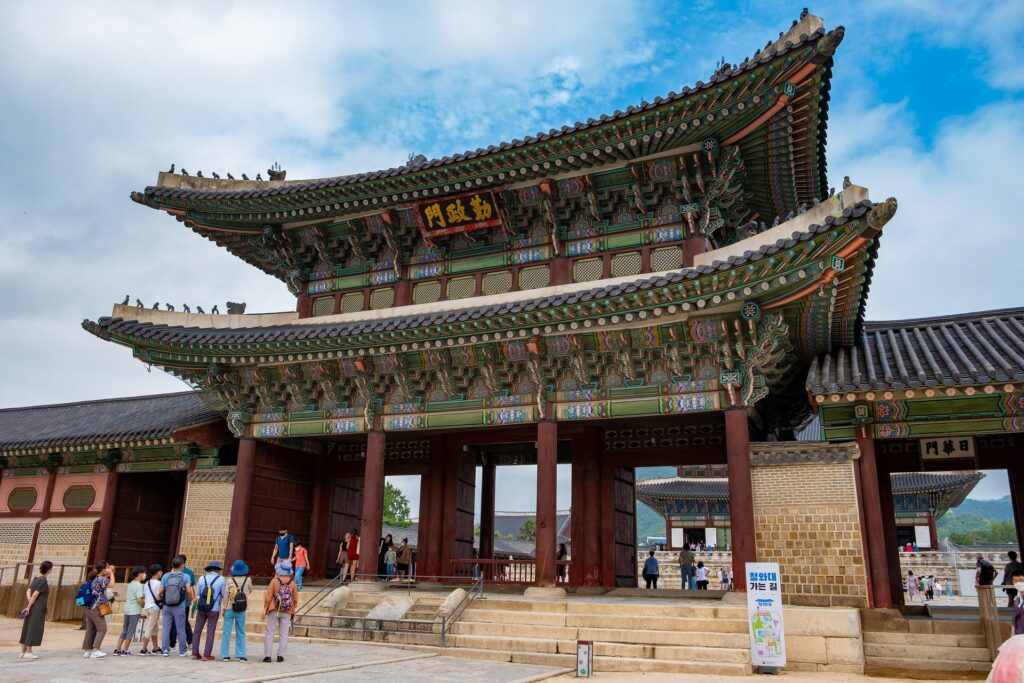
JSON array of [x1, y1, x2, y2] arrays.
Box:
[[536, 421, 559, 587], [92, 469, 120, 563], [856, 427, 893, 608], [394, 280, 412, 307], [479, 463, 496, 561], [551, 256, 572, 286], [927, 514, 939, 550], [876, 462, 904, 607], [570, 428, 602, 586], [683, 235, 705, 267], [599, 461, 616, 586], [1009, 462, 1024, 558], [358, 431, 386, 578], [665, 517, 673, 550], [725, 407, 755, 592], [296, 295, 313, 318], [225, 438, 257, 566], [419, 436, 447, 577]]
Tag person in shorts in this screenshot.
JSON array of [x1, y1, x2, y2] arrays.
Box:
[[114, 566, 147, 655], [337, 532, 352, 581], [140, 564, 163, 655], [347, 529, 360, 579]]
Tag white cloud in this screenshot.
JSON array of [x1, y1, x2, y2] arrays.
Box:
[[828, 100, 1024, 320]]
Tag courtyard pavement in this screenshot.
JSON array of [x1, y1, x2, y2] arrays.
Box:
[[0, 618, 565, 683]]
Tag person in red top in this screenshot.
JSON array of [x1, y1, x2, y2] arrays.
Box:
[[293, 542, 309, 592], [346, 529, 360, 580]]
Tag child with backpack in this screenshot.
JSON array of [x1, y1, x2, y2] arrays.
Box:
[[220, 559, 251, 662], [191, 560, 225, 660], [262, 561, 298, 663]]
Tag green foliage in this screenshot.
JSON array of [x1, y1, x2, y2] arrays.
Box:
[[939, 508, 1019, 545], [518, 519, 536, 541], [636, 501, 666, 542], [383, 482, 412, 526]]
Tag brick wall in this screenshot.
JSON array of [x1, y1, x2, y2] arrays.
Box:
[[751, 444, 868, 608], [177, 467, 235, 567], [0, 520, 38, 585], [34, 517, 98, 585]]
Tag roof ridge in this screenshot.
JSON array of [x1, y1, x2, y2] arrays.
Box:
[[0, 390, 200, 414], [864, 306, 1024, 330]]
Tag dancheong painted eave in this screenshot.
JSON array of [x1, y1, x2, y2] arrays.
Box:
[[83, 198, 893, 364], [133, 13, 840, 222]]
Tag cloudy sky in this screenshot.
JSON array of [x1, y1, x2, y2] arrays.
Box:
[[2, 2, 1021, 507]]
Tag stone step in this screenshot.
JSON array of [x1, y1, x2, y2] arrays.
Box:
[[576, 626, 749, 649], [863, 631, 987, 648], [451, 621, 579, 641], [564, 601, 745, 619], [474, 598, 567, 613], [461, 608, 567, 626], [865, 656, 992, 673], [565, 613, 746, 633], [450, 634, 566, 654], [507, 650, 750, 676], [864, 642, 991, 662]]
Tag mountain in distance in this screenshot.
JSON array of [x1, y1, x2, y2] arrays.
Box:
[[954, 495, 1013, 521]]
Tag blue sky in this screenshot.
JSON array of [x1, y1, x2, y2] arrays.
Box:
[[1, 2, 1022, 508]]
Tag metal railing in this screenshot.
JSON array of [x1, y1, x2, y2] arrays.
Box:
[[292, 573, 484, 646], [449, 558, 570, 585]]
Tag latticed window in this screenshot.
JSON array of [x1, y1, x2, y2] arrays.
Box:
[[446, 276, 475, 300], [7, 488, 36, 511], [518, 265, 550, 290], [573, 258, 604, 283], [63, 486, 96, 511], [650, 246, 683, 272], [413, 281, 441, 304], [311, 296, 335, 316], [369, 287, 395, 310], [481, 270, 513, 295], [340, 292, 364, 313], [611, 251, 642, 277]]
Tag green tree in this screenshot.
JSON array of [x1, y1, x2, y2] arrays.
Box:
[[383, 482, 412, 526], [518, 519, 536, 541]]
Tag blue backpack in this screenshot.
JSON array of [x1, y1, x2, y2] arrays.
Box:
[[75, 580, 97, 608]]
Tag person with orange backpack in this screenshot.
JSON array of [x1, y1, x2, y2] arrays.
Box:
[[262, 561, 298, 663]]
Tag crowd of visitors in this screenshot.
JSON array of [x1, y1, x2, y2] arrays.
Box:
[[16, 530, 306, 662]]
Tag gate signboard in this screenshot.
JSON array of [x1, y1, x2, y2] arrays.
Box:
[[746, 562, 786, 668]]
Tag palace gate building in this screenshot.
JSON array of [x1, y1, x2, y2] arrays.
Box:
[[0, 13, 1019, 611]]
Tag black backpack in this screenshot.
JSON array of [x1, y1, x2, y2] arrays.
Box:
[[231, 577, 248, 613], [164, 572, 186, 606], [979, 560, 997, 584]]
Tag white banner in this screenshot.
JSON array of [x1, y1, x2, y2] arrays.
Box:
[[746, 562, 786, 668]]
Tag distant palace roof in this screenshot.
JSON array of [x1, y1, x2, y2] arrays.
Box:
[[0, 392, 220, 455], [807, 307, 1024, 394]]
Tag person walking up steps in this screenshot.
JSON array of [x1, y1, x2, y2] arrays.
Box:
[[642, 549, 659, 589], [192, 560, 225, 660], [113, 566, 146, 656], [272, 527, 295, 571], [263, 561, 298, 663], [294, 542, 308, 591], [220, 560, 251, 662], [337, 532, 352, 581], [160, 556, 195, 657]]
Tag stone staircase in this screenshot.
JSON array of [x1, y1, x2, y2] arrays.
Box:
[[860, 608, 994, 676], [444, 596, 752, 676]]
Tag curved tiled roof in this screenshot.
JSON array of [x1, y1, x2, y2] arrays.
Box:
[[85, 201, 876, 348], [139, 17, 837, 206], [0, 391, 220, 452], [637, 471, 983, 501], [806, 307, 1024, 394]]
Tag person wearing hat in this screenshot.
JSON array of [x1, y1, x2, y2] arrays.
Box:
[[220, 559, 251, 662], [263, 560, 298, 663], [191, 560, 225, 661]]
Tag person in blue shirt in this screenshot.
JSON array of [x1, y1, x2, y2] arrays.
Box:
[[192, 560, 225, 660], [272, 527, 295, 570], [167, 554, 195, 650], [159, 556, 195, 656], [642, 550, 659, 589]]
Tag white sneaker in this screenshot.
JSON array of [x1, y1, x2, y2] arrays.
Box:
[[22, 653, 38, 660], [90, 650, 107, 659], [83, 651, 92, 658]]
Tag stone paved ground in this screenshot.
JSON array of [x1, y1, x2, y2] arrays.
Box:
[[0, 618, 564, 683]]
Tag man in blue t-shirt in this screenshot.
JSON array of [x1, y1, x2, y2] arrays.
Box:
[[272, 527, 295, 569], [159, 556, 195, 656], [167, 554, 195, 649]]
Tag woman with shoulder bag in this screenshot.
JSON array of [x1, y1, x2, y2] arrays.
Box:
[[220, 560, 251, 662], [19, 560, 53, 659], [82, 561, 114, 658]]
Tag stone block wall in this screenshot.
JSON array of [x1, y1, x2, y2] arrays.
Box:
[[750, 442, 868, 608], [34, 517, 98, 584], [177, 467, 235, 566], [0, 520, 38, 584]]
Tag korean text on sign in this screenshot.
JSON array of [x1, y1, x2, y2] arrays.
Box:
[[418, 192, 500, 237]]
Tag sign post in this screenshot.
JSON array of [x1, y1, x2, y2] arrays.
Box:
[[576, 640, 593, 677], [746, 562, 786, 673]]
